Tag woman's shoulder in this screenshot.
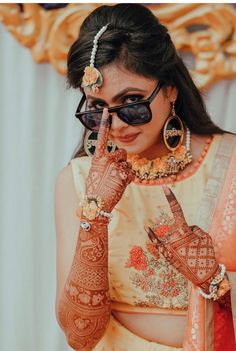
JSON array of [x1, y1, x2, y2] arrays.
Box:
[[54, 163, 79, 207], [70, 155, 91, 182], [215, 131, 236, 148], [54, 156, 91, 204], [70, 155, 92, 170]]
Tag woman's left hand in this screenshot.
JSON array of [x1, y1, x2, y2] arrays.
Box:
[[145, 186, 221, 294]]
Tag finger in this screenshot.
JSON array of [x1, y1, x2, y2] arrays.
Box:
[[192, 225, 209, 240], [144, 226, 162, 245], [162, 185, 185, 221], [127, 168, 136, 184], [112, 148, 127, 162], [95, 108, 110, 157]]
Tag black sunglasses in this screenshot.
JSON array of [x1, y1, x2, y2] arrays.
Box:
[[75, 81, 163, 131]]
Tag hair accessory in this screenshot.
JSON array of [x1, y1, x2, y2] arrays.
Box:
[[84, 130, 116, 156], [81, 24, 109, 92]]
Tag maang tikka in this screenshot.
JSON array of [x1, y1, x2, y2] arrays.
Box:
[[81, 23, 116, 156], [81, 23, 109, 92]]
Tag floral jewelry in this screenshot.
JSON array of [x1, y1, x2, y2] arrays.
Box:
[[80, 195, 104, 220], [77, 194, 113, 221], [198, 263, 230, 301], [81, 24, 109, 92], [127, 128, 192, 182]]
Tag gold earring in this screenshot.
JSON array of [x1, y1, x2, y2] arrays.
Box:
[[84, 130, 117, 156], [163, 101, 184, 152]]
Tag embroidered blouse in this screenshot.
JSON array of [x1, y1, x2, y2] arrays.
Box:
[[70, 134, 221, 311]]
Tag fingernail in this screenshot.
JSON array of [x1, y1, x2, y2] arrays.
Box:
[[163, 185, 170, 195], [103, 107, 109, 116]]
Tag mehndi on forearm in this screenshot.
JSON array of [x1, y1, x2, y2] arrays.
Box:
[[56, 216, 111, 351]]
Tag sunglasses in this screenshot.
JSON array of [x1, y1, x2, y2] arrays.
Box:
[[75, 81, 163, 131]]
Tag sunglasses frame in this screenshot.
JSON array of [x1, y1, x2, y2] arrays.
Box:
[[75, 81, 163, 131]]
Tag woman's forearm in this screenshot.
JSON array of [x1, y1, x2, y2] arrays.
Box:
[[56, 216, 111, 351]]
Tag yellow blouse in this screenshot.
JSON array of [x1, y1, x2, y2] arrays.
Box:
[[70, 134, 221, 311]]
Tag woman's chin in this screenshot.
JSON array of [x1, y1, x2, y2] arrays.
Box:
[[115, 143, 144, 155]]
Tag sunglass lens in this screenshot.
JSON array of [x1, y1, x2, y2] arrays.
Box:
[[81, 112, 102, 131], [118, 105, 151, 125]]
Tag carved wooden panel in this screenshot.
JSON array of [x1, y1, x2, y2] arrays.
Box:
[[0, 3, 235, 88]]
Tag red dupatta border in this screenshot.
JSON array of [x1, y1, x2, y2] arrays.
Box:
[[183, 133, 236, 351]]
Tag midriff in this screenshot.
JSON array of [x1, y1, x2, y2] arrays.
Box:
[[111, 303, 187, 348]]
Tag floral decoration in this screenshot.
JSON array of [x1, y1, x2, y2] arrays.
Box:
[[126, 243, 189, 308], [81, 66, 103, 92]]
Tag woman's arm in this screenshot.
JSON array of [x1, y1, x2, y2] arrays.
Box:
[[54, 165, 110, 351], [55, 109, 134, 350]]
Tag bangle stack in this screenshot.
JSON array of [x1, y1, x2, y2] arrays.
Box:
[[198, 264, 228, 301]]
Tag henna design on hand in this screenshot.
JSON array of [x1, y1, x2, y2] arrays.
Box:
[[57, 110, 134, 350], [86, 108, 135, 212], [57, 219, 110, 350], [145, 186, 221, 294]]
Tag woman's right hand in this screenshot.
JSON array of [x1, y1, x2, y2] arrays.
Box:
[[85, 108, 135, 213]]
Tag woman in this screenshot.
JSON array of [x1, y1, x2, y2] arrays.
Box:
[[54, 4, 236, 351]]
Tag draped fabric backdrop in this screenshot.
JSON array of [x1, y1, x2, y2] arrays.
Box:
[[0, 21, 236, 351]]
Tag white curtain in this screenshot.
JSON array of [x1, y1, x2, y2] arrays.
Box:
[[1, 22, 236, 351]]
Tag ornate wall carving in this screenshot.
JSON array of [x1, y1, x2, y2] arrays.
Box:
[[0, 3, 236, 88]]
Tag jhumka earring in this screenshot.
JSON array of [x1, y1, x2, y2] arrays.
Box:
[[84, 130, 117, 156], [163, 101, 185, 151]]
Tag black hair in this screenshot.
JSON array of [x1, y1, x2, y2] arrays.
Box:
[[67, 3, 224, 159]]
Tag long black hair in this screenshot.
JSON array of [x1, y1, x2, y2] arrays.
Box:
[[67, 4, 223, 159]]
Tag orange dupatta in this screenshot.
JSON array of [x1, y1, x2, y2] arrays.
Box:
[[183, 133, 236, 351]]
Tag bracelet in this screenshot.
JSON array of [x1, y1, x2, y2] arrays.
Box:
[[99, 210, 113, 219], [198, 284, 218, 300], [77, 194, 113, 221], [198, 263, 226, 301]]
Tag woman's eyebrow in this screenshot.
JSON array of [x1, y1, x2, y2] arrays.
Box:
[[111, 87, 146, 101], [87, 87, 146, 103]]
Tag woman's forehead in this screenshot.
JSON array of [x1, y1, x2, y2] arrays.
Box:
[[85, 64, 157, 101]]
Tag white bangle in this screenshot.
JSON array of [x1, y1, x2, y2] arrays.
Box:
[[198, 263, 226, 300], [99, 210, 113, 219]]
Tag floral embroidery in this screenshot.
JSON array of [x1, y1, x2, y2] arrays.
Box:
[[126, 246, 148, 270], [154, 224, 170, 238], [126, 243, 188, 308]]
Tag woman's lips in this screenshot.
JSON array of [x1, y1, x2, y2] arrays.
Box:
[[115, 133, 140, 143]]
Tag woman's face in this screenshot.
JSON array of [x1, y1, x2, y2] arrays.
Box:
[[85, 64, 178, 159]]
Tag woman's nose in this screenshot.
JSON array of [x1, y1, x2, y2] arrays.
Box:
[[109, 112, 128, 130]]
